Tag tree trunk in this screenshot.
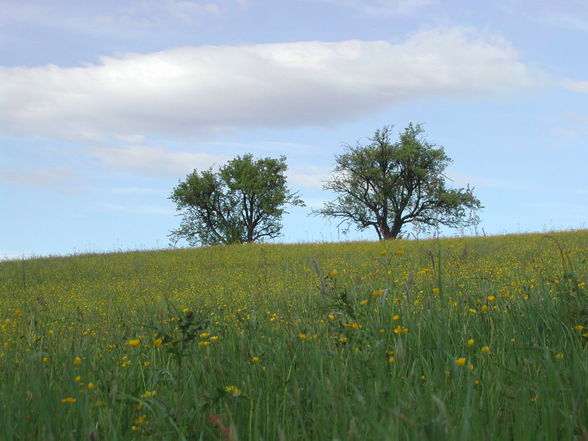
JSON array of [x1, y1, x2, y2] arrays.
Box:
[[389, 218, 403, 239], [246, 227, 255, 243], [378, 221, 394, 240], [381, 217, 403, 240]]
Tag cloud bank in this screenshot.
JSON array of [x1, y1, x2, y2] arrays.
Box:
[[0, 166, 88, 194], [1, 27, 538, 141], [89, 145, 228, 176], [562, 79, 588, 93]]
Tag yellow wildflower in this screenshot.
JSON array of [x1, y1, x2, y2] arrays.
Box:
[[224, 386, 241, 397], [140, 390, 157, 398], [134, 414, 148, 425], [127, 339, 141, 348], [456, 357, 467, 367]]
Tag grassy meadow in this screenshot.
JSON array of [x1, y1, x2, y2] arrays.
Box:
[[1, 230, 587, 440]]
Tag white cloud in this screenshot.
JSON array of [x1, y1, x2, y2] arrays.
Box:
[[561, 79, 588, 93], [108, 186, 163, 194], [447, 171, 510, 189], [553, 112, 588, 139], [89, 145, 228, 176], [0, 166, 88, 193], [288, 166, 331, 190], [98, 203, 175, 215], [298, 196, 330, 210], [1, 28, 538, 141], [90, 144, 332, 183]]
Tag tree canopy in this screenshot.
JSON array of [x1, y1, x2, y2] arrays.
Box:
[[169, 154, 304, 246], [315, 123, 482, 240]]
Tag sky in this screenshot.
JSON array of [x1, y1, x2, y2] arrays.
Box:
[[1, 0, 587, 259]]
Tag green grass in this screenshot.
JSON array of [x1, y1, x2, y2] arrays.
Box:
[[0, 231, 587, 440]]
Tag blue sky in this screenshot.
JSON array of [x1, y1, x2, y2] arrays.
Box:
[[1, 0, 587, 258]]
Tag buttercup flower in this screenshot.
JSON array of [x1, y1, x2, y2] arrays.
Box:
[[127, 339, 141, 348]]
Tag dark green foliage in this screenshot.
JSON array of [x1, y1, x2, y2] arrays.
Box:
[[169, 154, 304, 246], [316, 123, 482, 240]]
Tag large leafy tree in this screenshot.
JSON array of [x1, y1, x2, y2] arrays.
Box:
[[316, 123, 482, 240], [170, 154, 304, 246]]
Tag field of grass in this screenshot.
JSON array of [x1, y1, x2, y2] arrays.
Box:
[[1, 230, 587, 441]]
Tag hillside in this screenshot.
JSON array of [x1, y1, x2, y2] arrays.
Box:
[[1, 230, 587, 440]]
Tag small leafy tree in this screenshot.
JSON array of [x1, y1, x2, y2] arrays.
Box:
[[170, 154, 304, 246], [316, 123, 482, 240]]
